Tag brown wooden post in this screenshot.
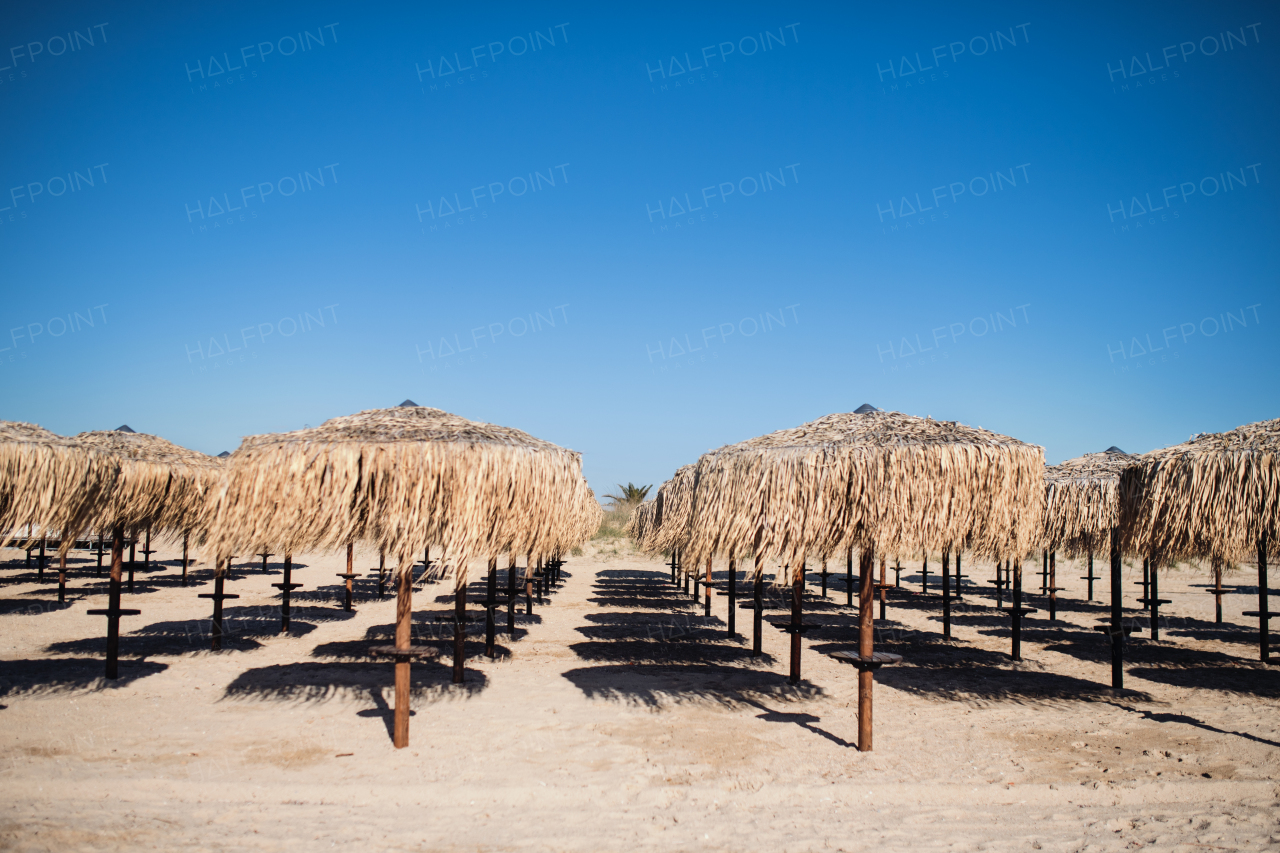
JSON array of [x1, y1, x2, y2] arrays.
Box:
[[96, 532, 104, 576], [789, 567, 803, 684], [1150, 558, 1161, 641], [343, 543, 354, 611], [1212, 557, 1223, 624], [846, 547, 854, 607], [820, 560, 828, 599], [212, 568, 226, 650], [507, 554, 518, 635], [58, 550, 67, 604], [485, 557, 497, 658], [525, 554, 534, 615], [1011, 557, 1023, 662], [38, 537, 46, 581], [858, 544, 875, 752], [1258, 534, 1270, 662], [453, 577, 467, 683], [879, 555, 887, 620], [920, 554, 928, 594], [106, 526, 124, 677], [280, 553, 295, 632], [941, 549, 951, 640], [127, 535, 136, 592], [752, 555, 763, 657], [955, 551, 963, 600], [1086, 548, 1095, 601], [143, 525, 152, 573], [1049, 551, 1058, 621], [726, 552, 737, 638], [704, 555, 713, 618], [1109, 527, 1124, 688], [394, 565, 413, 748], [378, 550, 387, 597], [181, 533, 189, 586]]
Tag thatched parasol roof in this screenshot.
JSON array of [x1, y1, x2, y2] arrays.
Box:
[[683, 409, 1045, 579], [0, 421, 106, 546], [1122, 418, 1280, 564], [1042, 449, 1137, 557], [74, 428, 225, 538], [626, 498, 657, 545], [207, 405, 589, 582], [639, 464, 698, 555]]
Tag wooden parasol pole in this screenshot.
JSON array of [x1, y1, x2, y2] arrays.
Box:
[[58, 549, 67, 605], [1011, 558, 1023, 662], [752, 554, 763, 657], [941, 549, 951, 640], [453, 574, 467, 683], [846, 547, 854, 607], [726, 551, 737, 638], [879, 555, 887, 620], [1259, 534, 1270, 662], [485, 557, 497, 658], [1109, 527, 1124, 688], [1212, 557, 1223, 624], [394, 565, 413, 747], [181, 533, 189, 586], [858, 544, 875, 751], [789, 567, 803, 684], [704, 555, 712, 618]]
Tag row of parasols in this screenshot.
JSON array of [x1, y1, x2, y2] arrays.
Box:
[[626, 405, 1278, 751], [0, 402, 602, 748]]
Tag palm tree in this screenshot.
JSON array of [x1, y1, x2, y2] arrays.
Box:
[[603, 482, 652, 508]]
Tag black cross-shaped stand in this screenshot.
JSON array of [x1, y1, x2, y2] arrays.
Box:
[[271, 555, 301, 633]]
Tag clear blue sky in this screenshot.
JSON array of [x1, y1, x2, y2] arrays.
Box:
[[2, 1, 1277, 496]]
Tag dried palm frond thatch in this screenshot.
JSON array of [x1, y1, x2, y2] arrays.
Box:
[[1122, 418, 1280, 564], [683, 410, 1045, 581], [643, 463, 699, 555], [625, 498, 657, 544], [74, 429, 225, 539], [0, 421, 108, 547], [207, 405, 588, 584], [1042, 449, 1137, 557]]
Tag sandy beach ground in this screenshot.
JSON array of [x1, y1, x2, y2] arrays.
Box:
[[1, 538, 1278, 852]]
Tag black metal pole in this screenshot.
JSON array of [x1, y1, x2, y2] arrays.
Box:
[[1259, 533, 1270, 662], [1011, 557, 1022, 662], [485, 557, 497, 658], [846, 547, 854, 607]]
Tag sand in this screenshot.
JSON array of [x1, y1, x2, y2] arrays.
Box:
[[2, 539, 1279, 852]]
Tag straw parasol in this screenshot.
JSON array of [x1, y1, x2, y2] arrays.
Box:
[[71, 427, 224, 677], [207, 403, 589, 747], [685, 407, 1044, 751], [0, 421, 108, 550], [1123, 418, 1280, 661], [1043, 448, 1136, 559]]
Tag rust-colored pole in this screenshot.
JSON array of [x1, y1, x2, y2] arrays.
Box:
[[752, 555, 763, 657], [181, 533, 189, 586], [485, 557, 497, 658], [58, 550, 67, 604], [1213, 558, 1223, 624], [453, 578, 466, 683], [1150, 558, 1161, 641], [211, 564, 227, 651], [1109, 528, 1124, 687], [858, 544, 875, 752], [525, 554, 534, 615], [343, 543, 354, 611], [394, 565, 413, 748], [106, 525, 124, 678], [281, 553, 294, 632], [378, 550, 387, 597], [704, 555, 713, 618], [941, 549, 951, 640], [879, 555, 887, 620], [726, 553, 737, 638], [507, 555, 517, 636], [1011, 557, 1022, 662], [1049, 551, 1058, 621], [789, 567, 803, 684], [846, 547, 854, 607], [1258, 533, 1270, 662]]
